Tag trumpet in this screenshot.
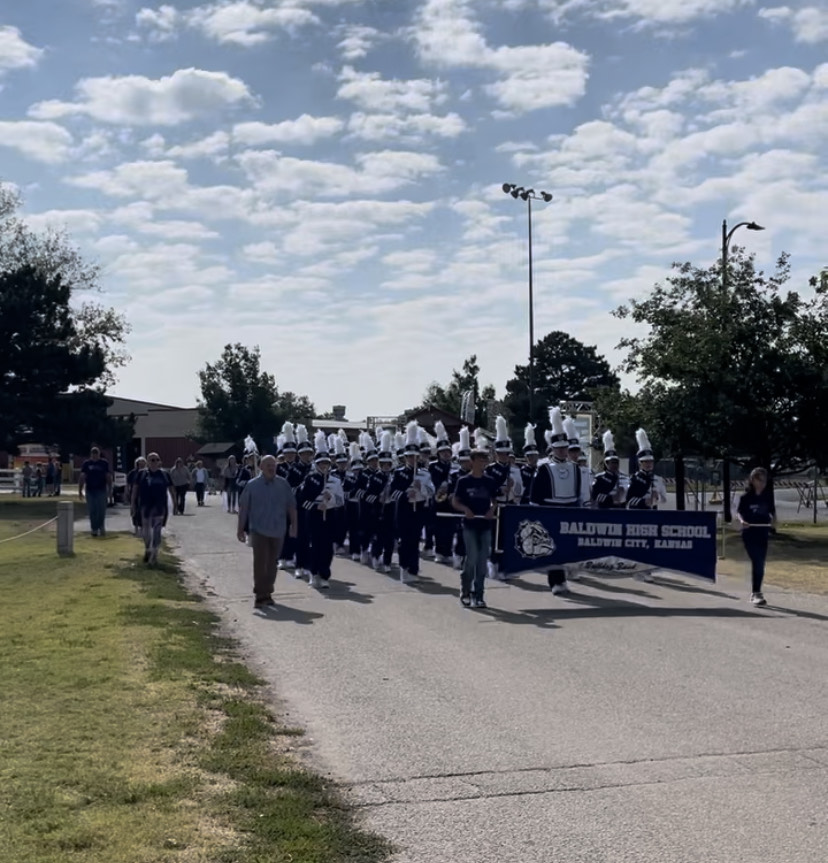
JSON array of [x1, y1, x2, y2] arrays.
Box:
[[435, 482, 449, 503]]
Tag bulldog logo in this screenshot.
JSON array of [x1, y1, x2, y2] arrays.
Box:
[[515, 520, 556, 559]]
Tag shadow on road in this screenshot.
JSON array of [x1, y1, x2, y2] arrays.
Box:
[[322, 580, 375, 605], [257, 604, 325, 625]]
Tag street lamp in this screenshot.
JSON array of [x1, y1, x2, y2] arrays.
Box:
[[720, 218, 765, 522], [502, 183, 553, 423]]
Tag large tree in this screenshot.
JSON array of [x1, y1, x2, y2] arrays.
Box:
[[613, 250, 828, 474], [422, 354, 495, 427], [0, 186, 131, 452], [197, 344, 315, 452], [503, 331, 619, 428]]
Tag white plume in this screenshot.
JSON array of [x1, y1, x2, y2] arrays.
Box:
[[548, 406, 565, 436], [563, 417, 579, 444], [524, 423, 536, 448], [350, 441, 361, 461], [473, 427, 489, 450], [495, 414, 509, 441], [434, 420, 447, 441], [636, 428, 652, 453], [405, 421, 419, 447], [337, 428, 348, 443], [276, 433, 286, 450], [602, 429, 615, 453], [452, 442, 460, 457], [395, 431, 406, 451], [459, 426, 470, 451], [334, 435, 346, 456], [296, 424, 309, 445], [281, 421, 295, 444], [380, 430, 392, 452], [243, 434, 258, 455], [314, 429, 328, 453]]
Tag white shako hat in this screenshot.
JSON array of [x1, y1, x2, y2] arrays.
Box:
[[494, 415, 512, 453], [333, 433, 348, 464], [603, 429, 619, 462], [434, 420, 452, 452], [563, 417, 580, 451], [523, 423, 539, 455], [547, 406, 568, 449], [281, 421, 297, 453], [361, 430, 378, 460], [275, 433, 286, 452], [457, 426, 472, 460], [417, 426, 433, 454], [349, 441, 363, 466], [378, 430, 394, 464], [472, 427, 490, 457], [296, 424, 313, 453], [404, 421, 420, 456], [636, 428, 655, 461], [313, 429, 331, 463]]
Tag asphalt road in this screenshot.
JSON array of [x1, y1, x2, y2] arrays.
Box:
[[148, 500, 827, 863]]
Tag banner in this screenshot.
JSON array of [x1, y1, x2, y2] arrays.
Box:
[[498, 506, 718, 581]]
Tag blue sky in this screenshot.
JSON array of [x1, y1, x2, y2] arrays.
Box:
[[2, 0, 826, 421]]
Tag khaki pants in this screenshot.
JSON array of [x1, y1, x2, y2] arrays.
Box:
[[251, 532, 284, 600]]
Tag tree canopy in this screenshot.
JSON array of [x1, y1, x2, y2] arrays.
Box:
[[0, 187, 131, 453], [197, 343, 315, 452], [609, 250, 828, 473], [422, 355, 495, 428], [503, 331, 619, 428]]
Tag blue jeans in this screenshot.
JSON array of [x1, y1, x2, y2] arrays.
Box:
[[87, 489, 108, 534], [461, 525, 492, 600]]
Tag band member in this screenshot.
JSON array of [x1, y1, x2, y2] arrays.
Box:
[[429, 421, 455, 564], [448, 428, 472, 569], [290, 424, 315, 577], [389, 422, 435, 583], [419, 429, 438, 559], [331, 435, 350, 553], [520, 423, 539, 504], [371, 432, 397, 573], [626, 428, 659, 510], [296, 432, 345, 589], [564, 417, 594, 507], [486, 416, 522, 580], [278, 422, 298, 563], [345, 442, 364, 561], [357, 433, 384, 565], [530, 407, 589, 595], [591, 430, 626, 508]]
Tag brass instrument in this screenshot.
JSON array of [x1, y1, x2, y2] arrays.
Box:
[[435, 481, 449, 503]]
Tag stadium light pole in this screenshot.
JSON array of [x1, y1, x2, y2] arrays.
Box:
[[502, 183, 553, 425], [721, 218, 765, 522]]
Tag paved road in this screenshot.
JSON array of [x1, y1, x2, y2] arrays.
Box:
[[146, 502, 826, 862]]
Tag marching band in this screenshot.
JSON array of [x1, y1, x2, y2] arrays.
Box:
[[248, 410, 667, 594]]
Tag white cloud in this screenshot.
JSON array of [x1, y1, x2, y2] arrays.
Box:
[[233, 114, 344, 146], [187, 1, 316, 45], [135, 5, 179, 41], [759, 6, 828, 43], [30, 68, 254, 126], [413, 0, 589, 113], [235, 149, 444, 198], [347, 111, 467, 142], [0, 25, 43, 73], [24, 209, 103, 235], [337, 66, 448, 113], [167, 131, 231, 160], [336, 24, 382, 60], [0, 121, 73, 163]]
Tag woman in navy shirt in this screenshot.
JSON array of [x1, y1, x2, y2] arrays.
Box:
[[737, 467, 775, 607], [132, 453, 172, 566]]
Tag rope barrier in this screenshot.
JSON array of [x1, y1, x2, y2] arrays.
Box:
[[0, 517, 58, 545]]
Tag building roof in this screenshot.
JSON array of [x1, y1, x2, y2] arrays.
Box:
[[311, 419, 367, 431], [135, 408, 201, 439], [106, 395, 193, 416], [196, 442, 236, 456]]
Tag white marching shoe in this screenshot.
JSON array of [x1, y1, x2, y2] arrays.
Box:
[[351, 553, 361, 562], [308, 574, 320, 588], [360, 552, 372, 565], [551, 581, 570, 596], [434, 554, 448, 564], [453, 554, 463, 570], [400, 570, 417, 584]]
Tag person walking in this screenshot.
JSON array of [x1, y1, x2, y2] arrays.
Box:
[[132, 453, 173, 565], [237, 455, 298, 609], [169, 458, 191, 515], [127, 456, 148, 536], [193, 460, 209, 507], [52, 458, 62, 496], [737, 467, 776, 607], [45, 459, 56, 496], [21, 461, 33, 497], [222, 455, 239, 513], [78, 447, 112, 537], [451, 440, 499, 609]]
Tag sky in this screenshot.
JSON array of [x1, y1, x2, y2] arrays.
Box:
[[1, 0, 827, 421]]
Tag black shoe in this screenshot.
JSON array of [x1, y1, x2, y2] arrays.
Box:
[[143, 551, 150, 563], [254, 596, 274, 609], [460, 594, 471, 608]]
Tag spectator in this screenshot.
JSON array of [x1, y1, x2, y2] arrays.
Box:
[[737, 467, 776, 607], [45, 459, 56, 496], [21, 461, 32, 497], [170, 458, 192, 515], [237, 455, 297, 609], [52, 458, 62, 496], [78, 447, 112, 537], [132, 452, 173, 566], [222, 455, 239, 514], [127, 457, 147, 536], [34, 464, 44, 497], [193, 460, 209, 507]]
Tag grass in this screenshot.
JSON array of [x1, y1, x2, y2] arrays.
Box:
[[0, 517, 392, 863], [0, 495, 87, 541], [718, 522, 828, 595]]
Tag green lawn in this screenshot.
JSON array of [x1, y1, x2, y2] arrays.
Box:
[[0, 520, 391, 863]]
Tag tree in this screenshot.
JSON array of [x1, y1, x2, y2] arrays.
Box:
[[0, 187, 131, 452], [613, 250, 828, 475], [503, 331, 619, 428], [196, 344, 315, 452], [422, 355, 495, 427]]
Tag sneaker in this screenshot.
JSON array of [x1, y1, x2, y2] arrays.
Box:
[[452, 555, 463, 570], [336, 545, 347, 556], [400, 570, 416, 584], [372, 557, 381, 570], [551, 582, 569, 596], [434, 554, 447, 564], [471, 597, 488, 609], [351, 554, 361, 562], [308, 574, 320, 588], [143, 550, 150, 563], [751, 592, 767, 607], [360, 552, 371, 565], [460, 594, 472, 607], [486, 561, 497, 580]]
